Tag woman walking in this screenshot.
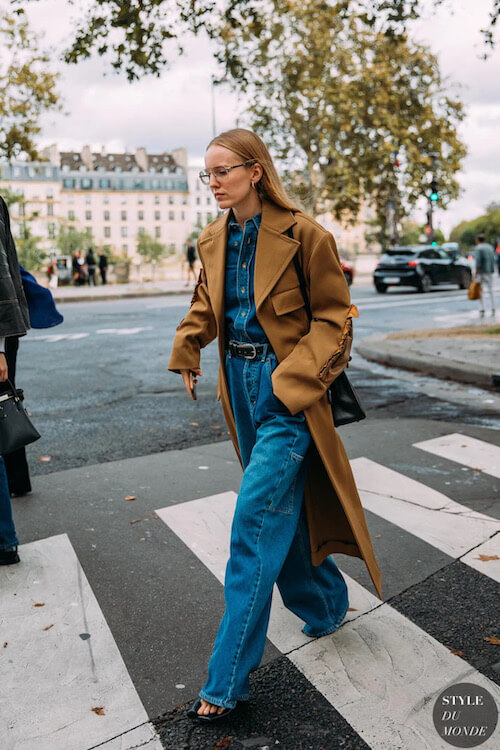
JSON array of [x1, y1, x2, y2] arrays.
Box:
[[168, 129, 382, 722]]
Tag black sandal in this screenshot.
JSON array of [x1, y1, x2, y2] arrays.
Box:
[[187, 698, 239, 722]]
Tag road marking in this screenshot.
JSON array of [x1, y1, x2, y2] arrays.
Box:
[[414, 433, 500, 479], [156, 492, 380, 654], [352, 457, 500, 577], [290, 603, 500, 750], [25, 327, 153, 343], [0, 534, 162, 750], [157, 490, 500, 749]]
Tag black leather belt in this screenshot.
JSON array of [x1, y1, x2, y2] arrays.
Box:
[[227, 340, 271, 360]]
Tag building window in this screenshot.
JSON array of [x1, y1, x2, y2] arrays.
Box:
[[181, 211, 185, 220], [63, 178, 76, 189], [138, 210, 144, 220], [121, 210, 127, 221], [154, 210, 160, 220], [81, 178, 92, 189], [207, 213, 213, 223], [104, 226, 111, 238], [68, 210, 75, 220], [168, 196, 174, 205], [182, 196, 187, 205], [86, 226, 92, 235], [122, 244, 128, 253], [85, 210, 92, 220], [196, 181, 200, 191], [138, 227, 146, 235], [121, 196, 127, 205], [85, 195, 91, 205], [168, 210, 175, 220], [103, 196, 109, 204], [155, 226, 161, 238], [121, 226, 128, 237], [47, 203, 54, 216], [154, 195, 160, 204], [196, 197, 201, 205], [99, 178, 110, 189], [48, 223, 56, 239], [47, 189, 53, 200], [19, 203, 25, 217], [206, 197, 211, 205], [104, 210, 110, 221], [138, 197, 144, 205], [197, 212, 202, 225]]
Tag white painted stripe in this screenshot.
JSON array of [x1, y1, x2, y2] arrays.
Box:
[[352, 458, 500, 572], [159, 491, 500, 749], [461, 534, 500, 583], [290, 603, 500, 750], [0, 534, 162, 750], [414, 433, 500, 479], [156, 492, 381, 655]]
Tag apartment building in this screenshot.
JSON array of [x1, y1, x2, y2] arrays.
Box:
[[0, 145, 219, 257]]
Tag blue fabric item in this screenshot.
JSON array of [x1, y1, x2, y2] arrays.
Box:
[[20, 266, 63, 329], [224, 211, 268, 344], [0, 456, 18, 549], [198, 350, 349, 708]]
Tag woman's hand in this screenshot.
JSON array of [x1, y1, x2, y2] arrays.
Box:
[[180, 367, 202, 400], [0, 354, 8, 383]]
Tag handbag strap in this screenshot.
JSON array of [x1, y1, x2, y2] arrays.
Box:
[[286, 226, 312, 321]]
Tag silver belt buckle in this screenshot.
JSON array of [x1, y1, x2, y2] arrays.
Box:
[[243, 343, 258, 359]]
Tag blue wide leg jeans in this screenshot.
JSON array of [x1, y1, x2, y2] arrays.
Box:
[[199, 348, 349, 709], [0, 456, 19, 550]]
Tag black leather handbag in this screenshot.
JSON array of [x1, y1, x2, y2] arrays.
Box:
[[288, 228, 366, 427], [0, 380, 41, 455]]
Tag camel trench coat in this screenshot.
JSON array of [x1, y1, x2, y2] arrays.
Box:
[[168, 199, 382, 599]]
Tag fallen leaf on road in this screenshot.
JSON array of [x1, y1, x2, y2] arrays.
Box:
[[190, 422, 199, 426], [43, 624, 54, 631], [125, 495, 136, 501], [471, 467, 484, 472], [33, 602, 45, 607], [484, 636, 500, 645], [130, 519, 142, 524], [91, 706, 105, 716], [39, 456, 52, 462], [449, 648, 466, 657], [375, 534, 381, 538], [139, 537, 146, 541], [348, 608, 358, 612], [476, 554, 499, 562]]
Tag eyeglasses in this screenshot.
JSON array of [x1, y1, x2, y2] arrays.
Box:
[[198, 160, 257, 185]]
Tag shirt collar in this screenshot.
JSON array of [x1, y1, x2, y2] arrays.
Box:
[[228, 209, 262, 231]]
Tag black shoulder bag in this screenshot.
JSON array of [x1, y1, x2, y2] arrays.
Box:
[[0, 380, 41, 455], [287, 228, 366, 427]]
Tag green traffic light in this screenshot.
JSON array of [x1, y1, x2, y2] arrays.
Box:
[[430, 192, 439, 202], [431, 241, 438, 246]]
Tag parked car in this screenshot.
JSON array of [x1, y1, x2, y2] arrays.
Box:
[[373, 245, 472, 293], [340, 257, 354, 286]]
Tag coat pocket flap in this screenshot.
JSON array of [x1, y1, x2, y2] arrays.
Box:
[[270, 286, 305, 315]]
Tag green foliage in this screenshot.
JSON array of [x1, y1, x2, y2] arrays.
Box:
[[0, 11, 61, 159], [1, 187, 24, 208], [450, 206, 500, 249], [16, 224, 46, 271], [222, 3, 465, 246], [136, 231, 167, 263], [12, 2, 499, 80], [56, 225, 93, 255], [398, 221, 422, 246]]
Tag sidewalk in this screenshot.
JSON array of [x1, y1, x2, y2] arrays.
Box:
[[357, 324, 500, 390]]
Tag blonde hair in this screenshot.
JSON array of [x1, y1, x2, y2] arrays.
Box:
[[207, 128, 299, 211]]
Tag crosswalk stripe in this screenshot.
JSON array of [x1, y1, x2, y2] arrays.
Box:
[[413, 433, 500, 479], [157, 490, 500, 749], [156, 492, 381, 655], [289, 603, 500, 750], [0, 534, 162, 750], [352, 457, 500, 575]]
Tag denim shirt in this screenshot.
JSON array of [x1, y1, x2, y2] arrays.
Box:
[[224, 210, 269, 344]]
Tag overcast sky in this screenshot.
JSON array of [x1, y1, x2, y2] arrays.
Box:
[[9, 0, 500, 235]]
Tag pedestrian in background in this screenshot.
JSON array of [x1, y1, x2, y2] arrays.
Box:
[[98, 250, 108, 284], [0, 196, 31, 565], [86, 247, 97, 286], [185, 241, 197, 287], [474, 232, 496, 317], [169, 128, 381, 722]]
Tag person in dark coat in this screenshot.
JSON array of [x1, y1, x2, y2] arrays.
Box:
[[185, 242, 197, 287], [98, 250, 108, 284], [0, 196, 30, 565], [86, 248, 97, 286]]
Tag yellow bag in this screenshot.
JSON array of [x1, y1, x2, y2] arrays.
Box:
[[468, 280, 482, 300]]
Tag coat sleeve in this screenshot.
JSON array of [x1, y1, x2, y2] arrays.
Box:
[[271, 230, 358, 415], [167, 249, 217, 374]]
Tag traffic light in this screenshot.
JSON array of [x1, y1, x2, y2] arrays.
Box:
[[430, 178, 439, 202]]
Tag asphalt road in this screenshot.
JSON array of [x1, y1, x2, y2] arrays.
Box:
[[17, 281, 496, 476]]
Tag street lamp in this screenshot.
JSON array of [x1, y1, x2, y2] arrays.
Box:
[[210, 75, 229, 138]]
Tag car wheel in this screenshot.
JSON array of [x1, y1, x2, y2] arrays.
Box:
[[458, 270, 471, 289], [344, 271, 352, 286], [375, 284, 387, 294], [418, 273, 432, 293]]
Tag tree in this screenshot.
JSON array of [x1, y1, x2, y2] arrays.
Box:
[[0, 11, 61, 159], [222, 2, 465, 246], [16, 223, 46, 271], [13, 1, 499, 81], [136, 231, 167, 263], [56, 225, 93, 256], [450, 207, 500, 249]]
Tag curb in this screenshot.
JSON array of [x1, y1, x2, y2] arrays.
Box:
[[357, 333, 497, 390], [52, 288, 191, 303]]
